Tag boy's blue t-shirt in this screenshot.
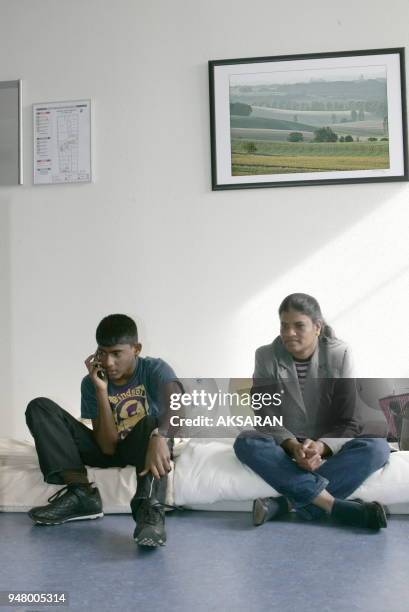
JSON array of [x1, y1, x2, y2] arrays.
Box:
[[81, 356, 178, 440]]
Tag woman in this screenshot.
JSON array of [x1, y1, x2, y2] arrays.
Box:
[[234, 293, 390, 530]]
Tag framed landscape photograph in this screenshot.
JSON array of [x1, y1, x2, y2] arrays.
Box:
[[209, 48, 408, 189]]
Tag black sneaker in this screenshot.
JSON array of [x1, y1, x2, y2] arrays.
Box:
[[28, 484, 103, 525], [131, 474, 167, 547], [133, 500, 166, 547]]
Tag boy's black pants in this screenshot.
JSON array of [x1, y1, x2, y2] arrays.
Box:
[[25, 397, 158, 485]]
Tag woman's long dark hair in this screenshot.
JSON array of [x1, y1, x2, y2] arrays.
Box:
[[278, 293, 336, 339]]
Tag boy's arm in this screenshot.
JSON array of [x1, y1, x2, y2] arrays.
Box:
[[84, 354, 118, 455], [139, 380, 182, 479]]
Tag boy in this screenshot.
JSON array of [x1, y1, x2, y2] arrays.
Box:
[[26, 314, 181, 547]]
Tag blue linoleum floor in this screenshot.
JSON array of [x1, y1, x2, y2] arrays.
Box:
[[1, 511, 408, 612]]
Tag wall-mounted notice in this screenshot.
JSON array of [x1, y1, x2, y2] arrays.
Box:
[[33, 99, 91, 185]]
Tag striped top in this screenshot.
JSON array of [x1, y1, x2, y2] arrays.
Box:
[[293, 356, 312, 392]]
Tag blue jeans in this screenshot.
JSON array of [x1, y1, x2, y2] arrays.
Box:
[[233, 431, 391, 520]]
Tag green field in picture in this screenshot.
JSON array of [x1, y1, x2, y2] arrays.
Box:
[[229, 70, 390, 175]]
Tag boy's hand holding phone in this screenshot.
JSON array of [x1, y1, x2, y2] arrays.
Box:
[[85, 351, 108, 390]]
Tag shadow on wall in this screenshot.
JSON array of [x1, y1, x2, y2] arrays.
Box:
[[0, 194, 13, 428]]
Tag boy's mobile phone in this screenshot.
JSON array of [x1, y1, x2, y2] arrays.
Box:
[[94, 350, 106, 380], [97, 369, 106, 380]]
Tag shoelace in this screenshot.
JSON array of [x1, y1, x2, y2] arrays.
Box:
[[139, 500, 184, 525], [157, 501, 183, 511], [47, 486, 71, 504], [47, 483, 94, 504]]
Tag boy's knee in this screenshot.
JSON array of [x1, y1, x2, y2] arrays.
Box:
[[25, 397, 53, 420]]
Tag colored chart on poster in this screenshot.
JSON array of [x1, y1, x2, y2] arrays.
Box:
[[33, 99, 91, 185]]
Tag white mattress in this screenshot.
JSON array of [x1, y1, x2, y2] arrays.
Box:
[[1, 438, 409, 515], [0, 439, 174, 513], [173, 439, 409, 514]]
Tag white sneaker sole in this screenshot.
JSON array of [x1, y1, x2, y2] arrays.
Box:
[[134, 535, 166, 547], [31, 512, 104, 526]]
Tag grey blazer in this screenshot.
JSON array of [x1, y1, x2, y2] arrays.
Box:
[[253, 336, 359, 453], [254, 335, 353, 381]]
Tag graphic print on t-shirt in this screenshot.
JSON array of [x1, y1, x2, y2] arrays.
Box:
[[108, 384, 150, 439]]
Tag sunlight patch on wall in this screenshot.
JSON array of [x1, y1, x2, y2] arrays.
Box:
[[231, 188, 409, 377]]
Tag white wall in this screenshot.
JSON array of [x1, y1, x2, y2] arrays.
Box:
[[1, 0, 408, 438]]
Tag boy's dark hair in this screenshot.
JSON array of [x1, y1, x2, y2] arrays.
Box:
[[96, 314, 138, 346]]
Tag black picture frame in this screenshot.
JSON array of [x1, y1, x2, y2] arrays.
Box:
[[209, 48, 408, 190]]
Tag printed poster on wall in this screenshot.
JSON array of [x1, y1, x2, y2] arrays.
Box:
[[33, 99, 91, 185]]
